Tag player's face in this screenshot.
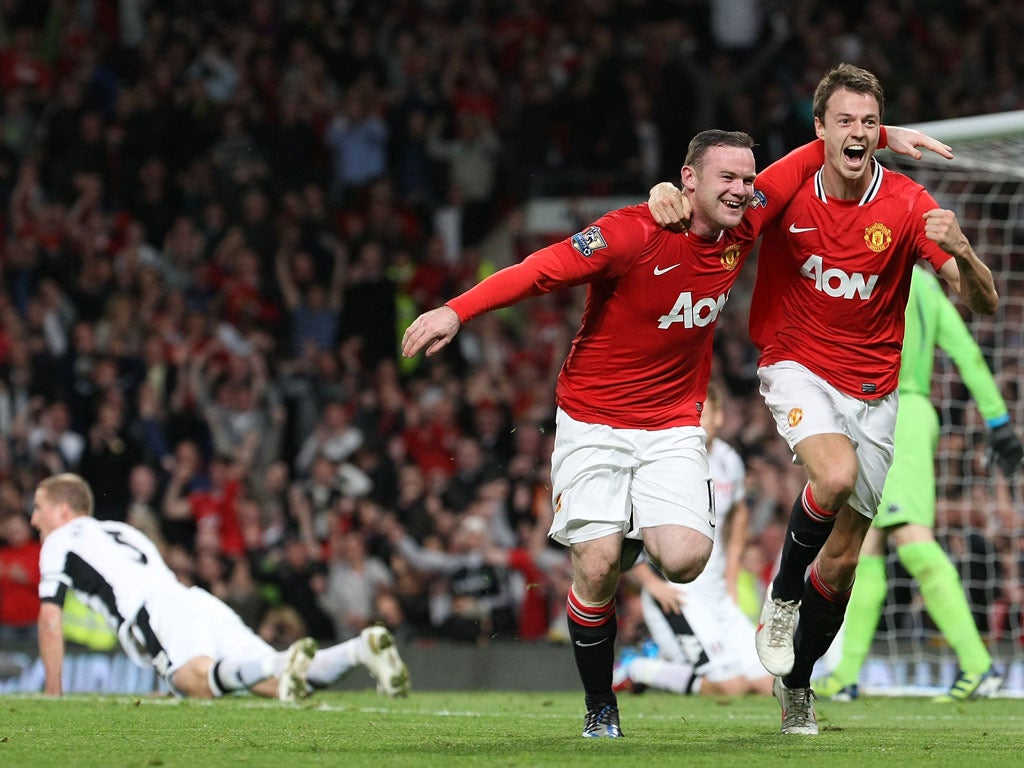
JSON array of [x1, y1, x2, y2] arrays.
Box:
[[683, 146, 756, 236], [31, 488, 67, 540], [815, 87, 881, 183]]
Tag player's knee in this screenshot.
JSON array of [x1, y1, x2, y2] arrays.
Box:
[[815, 478, 856, 512], [658, 543, 712, 584], [809, 456, 858, 510], [573, 561, 619, 601]]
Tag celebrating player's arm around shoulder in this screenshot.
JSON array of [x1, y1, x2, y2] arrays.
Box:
[[402, 126, 843, 738]]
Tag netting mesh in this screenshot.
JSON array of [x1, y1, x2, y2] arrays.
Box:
[[857, 138, 1024, 694]]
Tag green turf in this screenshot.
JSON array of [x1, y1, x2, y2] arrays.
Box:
[[2, 690, 1022, 767]]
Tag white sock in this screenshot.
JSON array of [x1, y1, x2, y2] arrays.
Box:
[[210, 655, 277, 696], [306, 636, 363, 687], [629, 658, 697, 694]]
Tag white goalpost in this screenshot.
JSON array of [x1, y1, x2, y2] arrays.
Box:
[[863, 110, 1024, 696]]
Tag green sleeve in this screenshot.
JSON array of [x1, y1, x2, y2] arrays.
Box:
[[905, 268, 1007, 421], [898, 268, 938, 398]]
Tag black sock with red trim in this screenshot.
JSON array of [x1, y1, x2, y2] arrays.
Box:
[[773, 484, 839, 601], [566, 586, 618, 709]]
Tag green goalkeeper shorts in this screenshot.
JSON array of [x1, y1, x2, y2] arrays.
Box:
[[873, 393, 938, 530]]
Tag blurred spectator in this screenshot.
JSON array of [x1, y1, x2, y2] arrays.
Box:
[[339, 239, 398, 370], [0, 511, 40, 646], [275, 240, 347, 359], [324, 85, 389, 206], [319, 529, 395, 641], [295, 398, 364, 477], [426, 111, 501, 247], [78, 394, 143, 521], [442, 435, 501, 513], [125, 462, 166, 556], [188, 338, 283, 471], [245, 530, 336, 643], [26, 400, 84, 472], [382, 512, 518, 644]]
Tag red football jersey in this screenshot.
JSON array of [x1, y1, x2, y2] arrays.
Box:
[[750, 162, 952, 399], [447, 142, 826, 429]]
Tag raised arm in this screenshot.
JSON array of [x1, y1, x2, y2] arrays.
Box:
[[649, 125, 955, 231], [933, 217, 998, 314]]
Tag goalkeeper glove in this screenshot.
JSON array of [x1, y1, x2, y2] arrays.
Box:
[[988, 422, 1024, 477]]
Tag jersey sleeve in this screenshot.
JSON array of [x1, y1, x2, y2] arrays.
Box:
[[446, 207, 651, 322], [933, 281, 1008, 421], [907, 187, 954, 273], [37, 538, 72, 606], [745, 140, 825, 235]]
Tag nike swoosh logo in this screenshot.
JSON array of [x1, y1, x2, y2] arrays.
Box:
[[574, 638, 608, 648], [789, 223, 817, 233], [790, 531, 815, 548], [653, 263, 681, 275]]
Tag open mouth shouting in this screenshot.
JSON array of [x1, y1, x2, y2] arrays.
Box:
[[843, 144, 868, 171]]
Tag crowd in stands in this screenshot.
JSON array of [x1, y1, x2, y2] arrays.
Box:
[[1, 0, 1022, 651]]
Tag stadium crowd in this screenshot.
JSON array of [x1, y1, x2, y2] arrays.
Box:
[[1, 0, 1022, 652]]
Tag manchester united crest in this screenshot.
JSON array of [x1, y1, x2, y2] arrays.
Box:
[[787, 407, 803, 428], [864, 222, 892, 253], [720, 244, 740, 271]]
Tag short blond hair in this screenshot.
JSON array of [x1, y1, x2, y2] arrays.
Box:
[[38, 473, 95, 516]]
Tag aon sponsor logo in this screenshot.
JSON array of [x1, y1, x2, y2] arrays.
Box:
[[658, 291, 729, 329], [801, 254, 878, 299]]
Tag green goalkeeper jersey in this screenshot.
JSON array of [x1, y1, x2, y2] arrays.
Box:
[[900, 265, 1007, 422]]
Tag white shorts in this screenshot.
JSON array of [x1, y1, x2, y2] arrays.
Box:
[[548, 408, 714, 546], [757, 361, 897, 517], [641, 584, 766, 683], [120, 585, 274, 688]]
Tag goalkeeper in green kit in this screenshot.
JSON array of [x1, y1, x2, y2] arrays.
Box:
[[815, 264, 1024, 702]]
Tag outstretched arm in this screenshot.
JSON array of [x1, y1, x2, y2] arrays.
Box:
[[934, 215, 999, 314]]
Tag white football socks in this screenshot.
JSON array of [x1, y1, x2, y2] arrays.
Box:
[[628, 658, 697, 694], [210, 655, 278, 696], [306, 636, 362, 687]]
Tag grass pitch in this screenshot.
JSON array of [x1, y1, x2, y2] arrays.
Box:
[[2, 690, 1022, 768]]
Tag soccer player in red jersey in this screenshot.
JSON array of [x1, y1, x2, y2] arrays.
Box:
[[652, 64, 997, 735], [403, 124, 944, 738], [751, 64, 996, 735]]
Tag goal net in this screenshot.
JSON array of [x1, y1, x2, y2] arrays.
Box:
[[855, 110, 1024, 696]]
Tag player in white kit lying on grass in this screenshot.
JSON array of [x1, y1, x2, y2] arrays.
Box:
[[32, 472, 409, 700]]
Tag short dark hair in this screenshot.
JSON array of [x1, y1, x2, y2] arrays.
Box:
[[813, 63, 885, 122], [684, 130, 755, 171]]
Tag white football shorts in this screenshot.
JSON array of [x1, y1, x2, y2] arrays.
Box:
[[548, 407, 714, 545], [757, 361, 897, 518], [122, 584, 274, 688], [641, 585, 766, 683]]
